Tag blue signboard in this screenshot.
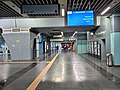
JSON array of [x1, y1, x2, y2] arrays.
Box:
[[67, 10, 94, 26]]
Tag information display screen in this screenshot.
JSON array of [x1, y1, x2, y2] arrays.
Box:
[[67, 10, 94, 26]]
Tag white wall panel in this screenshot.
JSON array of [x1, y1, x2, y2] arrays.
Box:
[[0, 18, 65, 29]]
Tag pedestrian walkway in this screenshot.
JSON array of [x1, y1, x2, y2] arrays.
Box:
[[36, 52, 120, 90], [1, 52, 120, 90], [0, 52, 56, 90], [81, 54, 120, 78]]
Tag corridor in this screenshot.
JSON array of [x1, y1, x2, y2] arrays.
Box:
[[1, 52, 120, 90], [36, 52, 120, 90]]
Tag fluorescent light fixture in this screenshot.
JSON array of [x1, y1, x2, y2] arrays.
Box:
[[53, 35, 62, 38], [101, 7, 111, 15], [50, 39, 63, 41], [62, 9, 65, 16], [61, 32, 63, 36]]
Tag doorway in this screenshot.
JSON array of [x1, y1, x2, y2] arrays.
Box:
[[101, 39, 106, 60], [33, 38, 36, 59]]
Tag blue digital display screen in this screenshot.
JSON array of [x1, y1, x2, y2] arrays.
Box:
[[67, 10, 94, 26]]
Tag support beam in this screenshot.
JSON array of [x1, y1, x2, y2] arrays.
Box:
[[45, 32, 52, 36]]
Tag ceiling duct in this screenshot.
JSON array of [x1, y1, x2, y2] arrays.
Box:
[[21, 4, 60, 14]]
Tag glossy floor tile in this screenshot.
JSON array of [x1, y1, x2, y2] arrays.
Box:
[[82, 54, 120, 79], [3, 63, 48, 90], [0, 52, 56, 90], [1, 52, 120, 90], [36, 52, 120, 90]]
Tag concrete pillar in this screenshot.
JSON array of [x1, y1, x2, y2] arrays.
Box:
[[2, 29, 36, 61], [110, 14, 120, 66], [101, 39, 106, 60]]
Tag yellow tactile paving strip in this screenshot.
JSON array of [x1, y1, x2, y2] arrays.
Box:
[[27, 52, 60, 90]]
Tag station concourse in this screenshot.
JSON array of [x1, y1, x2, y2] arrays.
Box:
[[0, 0, 120, 90]]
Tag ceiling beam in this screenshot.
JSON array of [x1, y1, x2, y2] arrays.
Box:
[[109, 3, 120, 14], [29, 0, 34, 4], [97, 0, 120, 16], [94, 0, 106, 11], [33, 0, 37, 4], [45, 0, 49, 4], [75, 0, 80, 10], [25, 0, 30, 4], [81, 0, 87, 10], [95, 0, 107, 12], [42, 0, 45, 4], [90, 0, 95, 8], [37, 0, 41, 4], [68, 0, 72, 10], [88, 0, 92, 10], [97, 0, 112, 14], [111, 4, 120, 14], [72, 0, 75, 10], [85, 3, 89, 10], [91, 0, 99, 10], [50, 0, 52, 4], [78, 0, 82, 10], [0, 2, 14, 16], [3, 1, 29, 17]]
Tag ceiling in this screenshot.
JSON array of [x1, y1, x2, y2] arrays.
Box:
[[0, 0, 119, 38], [0, 1, 22, 17], [0, 0, 120, 18], [31, 26, 99, 37], [66, 0, 120, 15]]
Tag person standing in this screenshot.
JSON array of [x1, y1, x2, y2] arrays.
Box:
[[56, 45, 59, 52]]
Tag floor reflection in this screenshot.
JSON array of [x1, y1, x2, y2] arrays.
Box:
[[0, 63, 37, 89], [81, 56, 120, 88], [37, 52, 120, 90]]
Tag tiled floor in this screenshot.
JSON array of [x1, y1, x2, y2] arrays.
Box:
[[0, 64, 32, 81], [81, 54, 120, 78], [3, 63, 47, 90], [0, 51, 56, 62], [1, 52, 120, 90], [36, 52, 120, 90], [39, 51, 57, 61], [0, 52, 56, 90]]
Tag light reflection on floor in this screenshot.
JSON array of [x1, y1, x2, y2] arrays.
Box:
[[36, 52, 120, 90]]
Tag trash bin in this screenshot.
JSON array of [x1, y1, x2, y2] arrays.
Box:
[[106, 53, 113, 67]]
